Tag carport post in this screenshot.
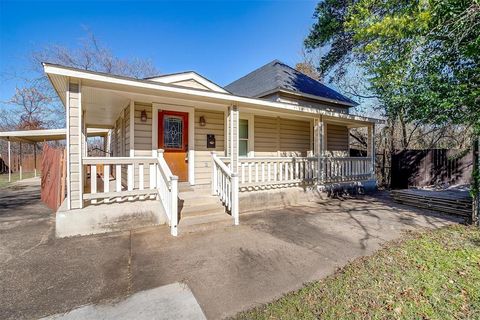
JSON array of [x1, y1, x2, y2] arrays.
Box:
[[34, 143, 37, 178], [7, 139, 11, 182], [19, 142, 22, 180]]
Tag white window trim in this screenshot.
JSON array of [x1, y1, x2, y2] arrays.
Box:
[[239, 113, 254, 158]]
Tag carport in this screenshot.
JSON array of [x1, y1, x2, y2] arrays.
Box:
[[0, 128, 108, 182]]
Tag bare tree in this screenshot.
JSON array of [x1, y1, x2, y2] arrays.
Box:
[[8, 86, 56, 130], [31, 31, 158, 79], [1, 29, 160, 131]]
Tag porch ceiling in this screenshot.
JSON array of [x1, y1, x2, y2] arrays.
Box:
[[82, 85, 130, 128]]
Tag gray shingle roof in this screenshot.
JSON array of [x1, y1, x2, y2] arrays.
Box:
[[225, 60, 357, 106]]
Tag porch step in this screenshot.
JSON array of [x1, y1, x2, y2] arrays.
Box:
[[178, 182, 195, 193], [178, 193, 225, 215], [180, 203, 226, 217], [179, 212, 233, 234], [177, 186, 230, 234]]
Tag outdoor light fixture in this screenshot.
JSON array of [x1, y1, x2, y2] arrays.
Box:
[[141, 110, 147, 122], [199, 116, 206, 127]]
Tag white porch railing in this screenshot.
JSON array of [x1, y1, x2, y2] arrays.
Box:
[[217, 156, 373, 189], [221, 157, 319, 188], [323, 157, 372, 183], [83, 152, 178, 236], [83, 157, 158, 202], [211, 154, 239, 225]]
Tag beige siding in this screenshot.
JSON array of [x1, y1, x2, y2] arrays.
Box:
[[254, 115, 311, 156], [194, 109, 225, 185], [279, 118, 310, 156], [133, 103, 153, 187], [124, 106, 130, 154], [254, 115, 278, 156], [326, 123, 349, 154], [134, 103, 153, 157]]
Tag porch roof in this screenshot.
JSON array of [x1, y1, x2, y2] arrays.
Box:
[[0, 128, 108, 143], [43, 63, 385, 127]]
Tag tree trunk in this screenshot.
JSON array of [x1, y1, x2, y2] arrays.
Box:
[[399, 111, 408, 149], [473, 138, 479, 227], [387, 118, 395, 187]]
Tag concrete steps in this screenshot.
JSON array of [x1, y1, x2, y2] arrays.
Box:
[[177, 185, 231, 234]]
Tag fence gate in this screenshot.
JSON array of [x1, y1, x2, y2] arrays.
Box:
[[41, 145, 66, 211]]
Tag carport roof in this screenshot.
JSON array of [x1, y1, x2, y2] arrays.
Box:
[[0, 128, 108, 143]]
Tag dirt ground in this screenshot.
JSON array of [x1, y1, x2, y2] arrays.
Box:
[[0, 178, 462, 319]]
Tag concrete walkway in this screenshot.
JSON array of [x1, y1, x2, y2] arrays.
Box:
[[0, 178, 462, 319], [42, 283, 206, 320]]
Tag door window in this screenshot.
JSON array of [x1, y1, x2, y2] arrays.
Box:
[[163, 115, 184, 149]]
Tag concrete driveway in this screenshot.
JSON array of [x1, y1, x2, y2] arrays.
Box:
[[0, 178, 462, 319]]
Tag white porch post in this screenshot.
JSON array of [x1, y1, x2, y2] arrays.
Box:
[[314, 117, 325, 184], [367, 124, 376, 179], [228, 105, 239, 173], [79, 86, 84, 208], [211, 151, 217, 195], [66, 81, 83, 210], [128, 100, 135, 200], [7, 139, 11, 182], [228, 105, 240, 225]]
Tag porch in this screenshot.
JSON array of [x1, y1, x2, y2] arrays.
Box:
[[47, 66, 378, 237], [76, 109, 376, 237], [77, 151, 375, 237]]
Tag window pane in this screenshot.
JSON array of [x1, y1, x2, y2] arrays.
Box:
[[164, 116, 183, 149], [239, 119, 248, 139], [239, 140, 248, 156]]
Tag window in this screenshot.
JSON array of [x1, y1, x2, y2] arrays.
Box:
[[239, 119, 248, 157]]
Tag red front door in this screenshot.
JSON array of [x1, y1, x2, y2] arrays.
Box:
[[158, 110, 189, 182]]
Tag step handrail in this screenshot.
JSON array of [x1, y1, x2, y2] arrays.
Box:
[[211, 153, 239, 225], [156, 150, 178, 236]]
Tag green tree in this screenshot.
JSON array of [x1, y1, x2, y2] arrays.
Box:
[[305, 0, 479, 221], [305, 0, 479, 132]]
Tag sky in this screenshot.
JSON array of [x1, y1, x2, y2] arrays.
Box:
[[0, 0, 319, 102]]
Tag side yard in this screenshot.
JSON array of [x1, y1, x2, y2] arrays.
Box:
[[0, 172, 37, 189], [235, 225, 480, 320]]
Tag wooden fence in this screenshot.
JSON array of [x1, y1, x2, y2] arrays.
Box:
[[391, 149, 473, 189], [40, 145, 66, 211], [0, 154, 43, 174]]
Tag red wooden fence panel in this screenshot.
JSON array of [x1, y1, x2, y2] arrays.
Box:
[[41, 145, 66, 211]]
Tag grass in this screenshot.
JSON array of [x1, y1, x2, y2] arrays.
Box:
[[234, 225, 480, 320], [0, 172, 37, 189]]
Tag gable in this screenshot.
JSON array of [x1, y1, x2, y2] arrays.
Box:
[[171, 79, 210, 90], [146, 72, 228, 93]]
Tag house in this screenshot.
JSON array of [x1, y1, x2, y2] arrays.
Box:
[[38, 59, 381, 237]]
